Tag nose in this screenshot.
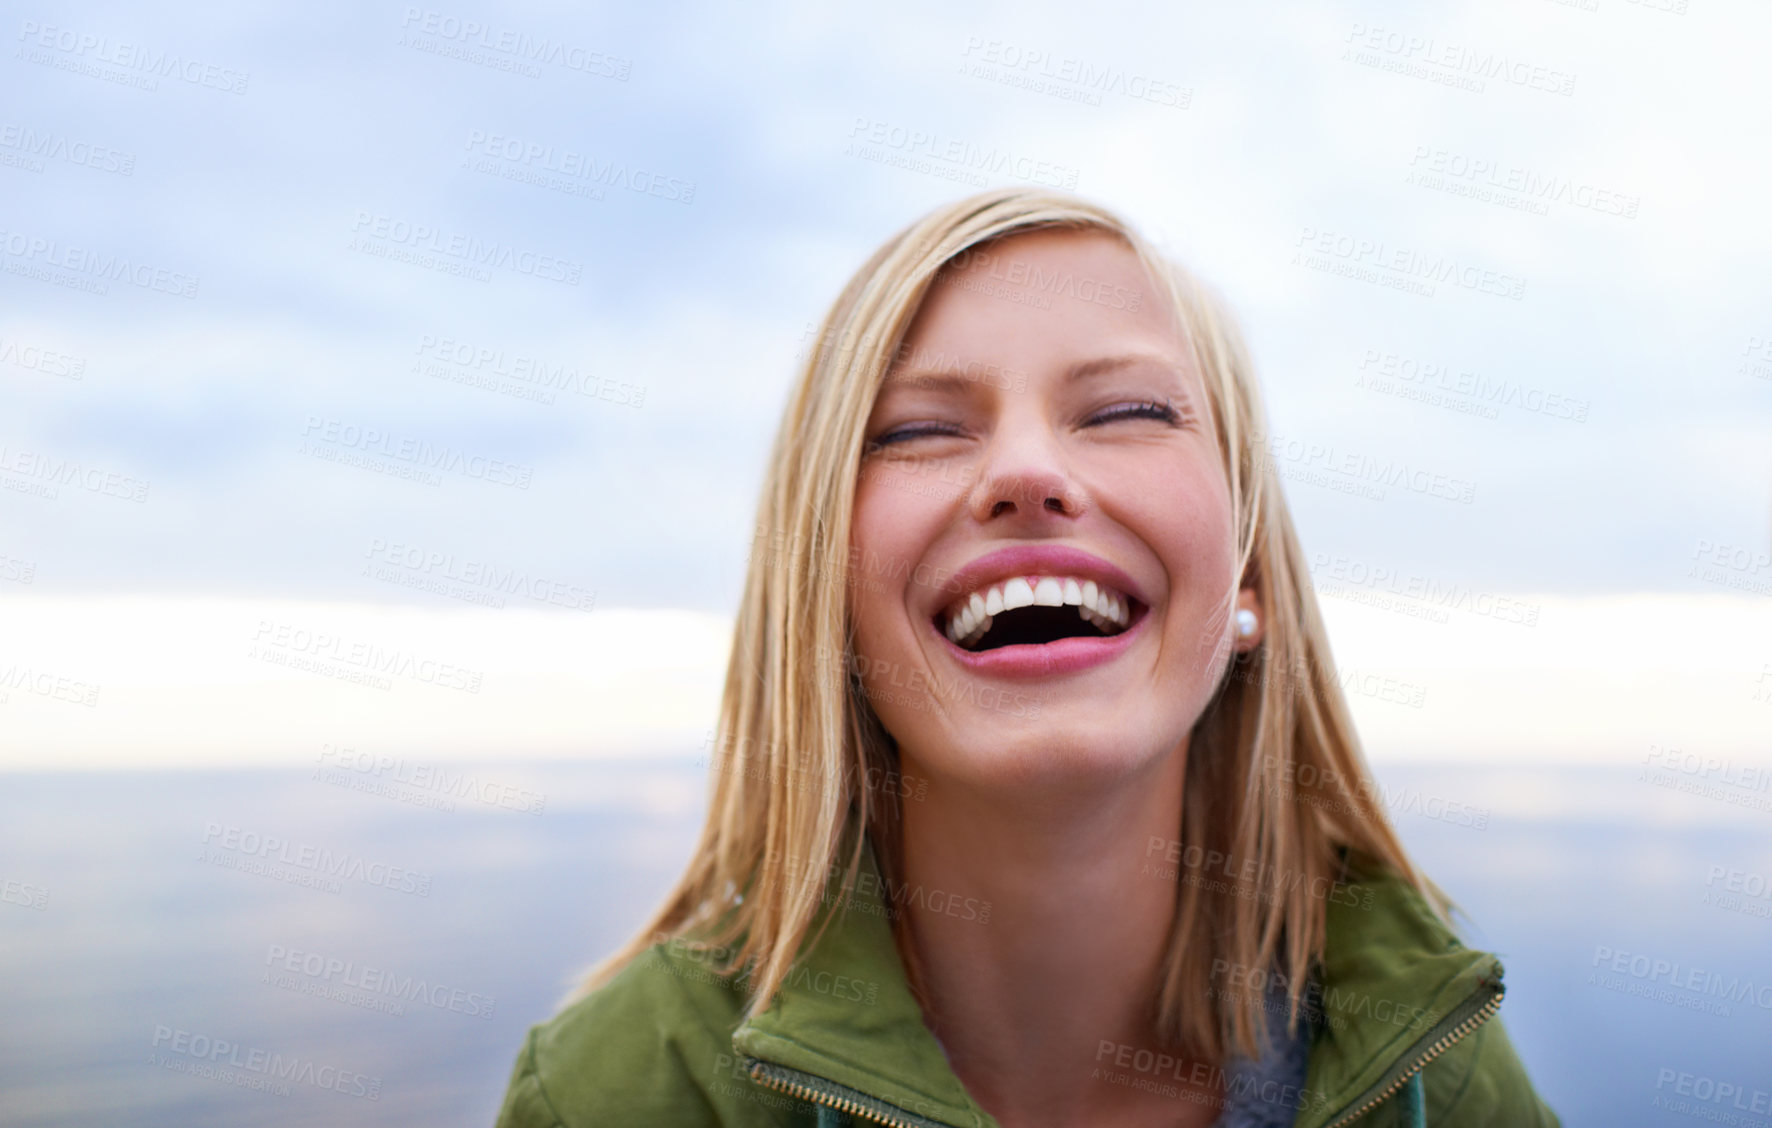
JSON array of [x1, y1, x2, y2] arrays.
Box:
[[965, 425, 1090, 524]]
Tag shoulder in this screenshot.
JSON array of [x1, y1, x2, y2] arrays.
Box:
[[1326, 850, 1448, 943], [1419, 1015, 1562, 1127], [1318, 853, 1560, 1127], [493, 941, 797, 1128]]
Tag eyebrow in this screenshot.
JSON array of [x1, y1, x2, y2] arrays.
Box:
[[884, 352, 1187, 394]]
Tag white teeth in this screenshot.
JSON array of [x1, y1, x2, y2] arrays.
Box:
[[1001, 577, 1035, 611], [942, 574, 1133, 648]]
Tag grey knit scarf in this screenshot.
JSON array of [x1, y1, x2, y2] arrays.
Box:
[[1211, 969, 1322, 1128]]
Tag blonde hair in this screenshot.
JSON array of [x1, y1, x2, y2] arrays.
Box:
[[574, 186, 1447, 1062]]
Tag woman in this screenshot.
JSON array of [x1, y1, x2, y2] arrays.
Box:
[[494, 188, 1562, 1127]]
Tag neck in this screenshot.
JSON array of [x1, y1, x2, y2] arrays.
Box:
[[893, 740, 1201, 1127]]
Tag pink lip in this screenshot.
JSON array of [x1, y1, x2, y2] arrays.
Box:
[[926, 544, 1153, 680]]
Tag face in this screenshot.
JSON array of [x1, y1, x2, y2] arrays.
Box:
[[847, 228, 1262, 792]]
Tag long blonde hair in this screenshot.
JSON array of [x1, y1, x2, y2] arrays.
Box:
[[575, 186, 1446, 1062]]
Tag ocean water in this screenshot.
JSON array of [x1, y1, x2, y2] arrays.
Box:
[[0, 759, 1766, 1127]]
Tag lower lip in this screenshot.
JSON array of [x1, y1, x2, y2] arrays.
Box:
[[931, 604, 1150, 678]]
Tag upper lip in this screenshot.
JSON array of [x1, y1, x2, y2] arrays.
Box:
[[930, 544, 1150, 620]]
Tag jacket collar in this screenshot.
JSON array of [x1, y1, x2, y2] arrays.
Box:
[[732, 836, 1501, 1128], [731, 836, 988, 1126]]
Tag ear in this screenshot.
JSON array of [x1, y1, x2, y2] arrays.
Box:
[[1233, 583, 1265, 653]]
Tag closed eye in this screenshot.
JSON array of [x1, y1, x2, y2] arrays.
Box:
[[1088, 398, 1183, 426], [867, 423, 962, 450], [867, 398, 1185, 451]]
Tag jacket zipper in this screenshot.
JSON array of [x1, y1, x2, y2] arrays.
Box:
[[1319, 973, 1505, 1128], [747, 972, 1503, 1128], [745, 1057, 942, 1128]]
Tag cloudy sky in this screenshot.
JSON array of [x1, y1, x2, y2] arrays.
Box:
[[2, 0, 1768, 768]]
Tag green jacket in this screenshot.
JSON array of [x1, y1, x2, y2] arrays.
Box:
[[494, 841, 1561, 1127]]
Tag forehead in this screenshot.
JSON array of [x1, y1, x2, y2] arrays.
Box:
[[886, 227, 1193, 392], [939, 226, 1147, 285]]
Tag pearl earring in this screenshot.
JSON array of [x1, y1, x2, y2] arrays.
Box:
[[1235, 609, 1258, 639]]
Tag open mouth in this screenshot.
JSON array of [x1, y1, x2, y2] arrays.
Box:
[[938, 576, 1145, 653]]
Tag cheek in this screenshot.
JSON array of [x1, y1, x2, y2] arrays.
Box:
[[1122, 461, 1237, 614], [849, 471, 936, 652]]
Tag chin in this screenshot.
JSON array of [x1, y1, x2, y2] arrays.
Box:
[[910, 716, 1174, 791]]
